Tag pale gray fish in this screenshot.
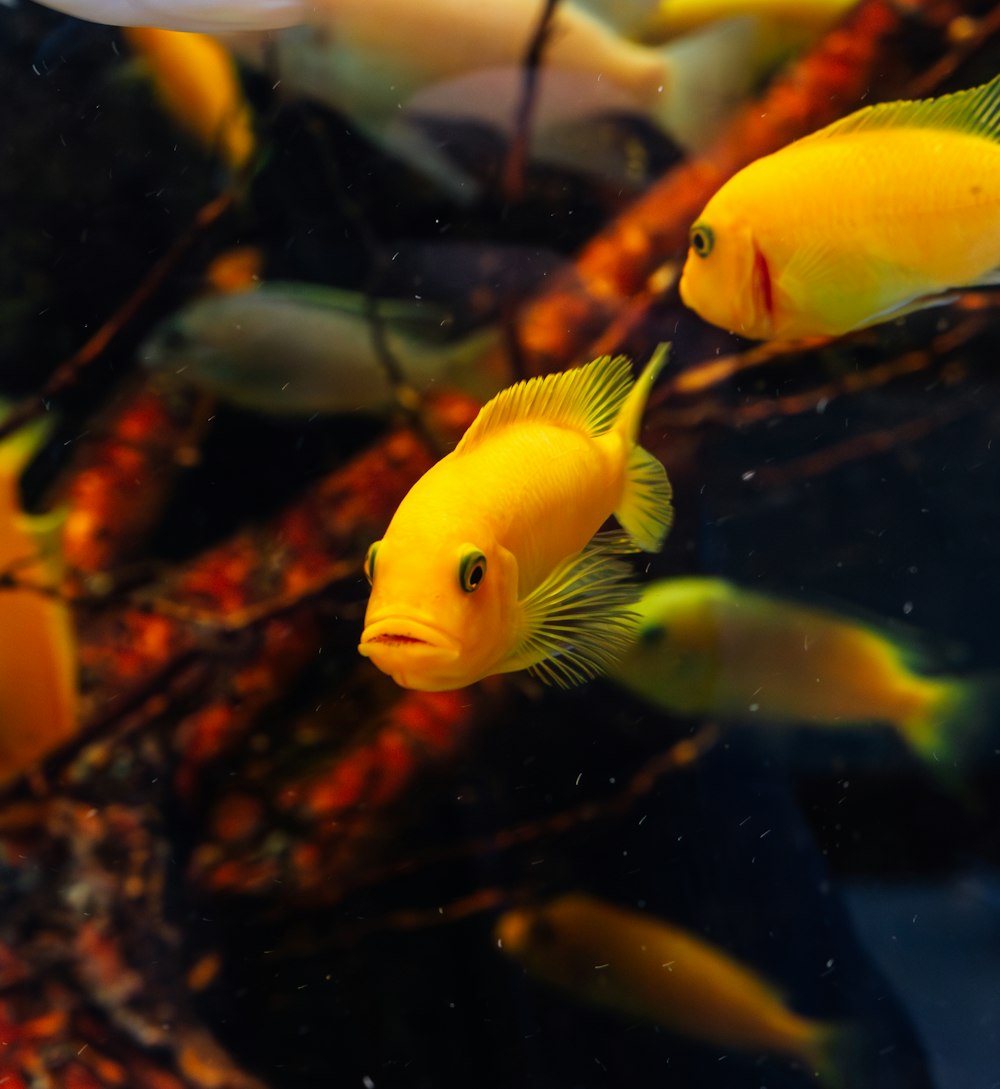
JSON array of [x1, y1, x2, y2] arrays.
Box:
[[140, 282, 507, 416], [30, 0, 308, 30]]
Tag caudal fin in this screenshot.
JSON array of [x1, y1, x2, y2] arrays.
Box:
[[0, 404, 56, 480], [901, 675, 1000, 779], [801, 1021, 866, 1089], [613, 344, 673, 553], [654, 17, 762, 152]]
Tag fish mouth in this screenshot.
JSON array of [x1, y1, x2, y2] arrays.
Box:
[[358, 615, 461, 658]]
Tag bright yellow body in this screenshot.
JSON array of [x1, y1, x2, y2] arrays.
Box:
[[361, 424, 626, 690], [680, 80, 1000, 339], [359, 353, 673, 690], [647, 0, 854, 38], [125, 27, 255, 171], [498, 894, 842, 1080], [0, 425, 77, 784], [609, 578, 971, 764]]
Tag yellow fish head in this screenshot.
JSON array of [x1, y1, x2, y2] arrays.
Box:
[[358, 529, 520, 691], [679, 206, 774, 340]]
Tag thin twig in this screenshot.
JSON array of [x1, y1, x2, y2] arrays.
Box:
[[0, 188, 237, 446], [502, 0, 562, 201]]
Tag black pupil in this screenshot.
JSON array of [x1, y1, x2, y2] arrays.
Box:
[[695, 231, 707, 253], [469, 564, 483, 586]]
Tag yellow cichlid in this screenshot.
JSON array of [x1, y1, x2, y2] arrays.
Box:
[[645, 0, 855, 77], [679, 74, 1000, 340], [496, 893, 852, 1086], [358, 349, 674, 691], [608, 577, 989, 770], [0, 414, 77, 784], [124, 27, 255, 172], [642, 0, 855, 40]]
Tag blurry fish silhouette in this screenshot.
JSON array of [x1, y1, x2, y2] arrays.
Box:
[[638, 0, 856, 66], [0, 412, 77, 784], [123, 27, 255, 171], [497, 893, 856, 1087], [140, 282, 506, 416], [222, 5, 759, 194], [29, 0, 309, 31], [359, 349, 673, 690], [608, 577, 994, 772], [679, 74, 1000, 339]]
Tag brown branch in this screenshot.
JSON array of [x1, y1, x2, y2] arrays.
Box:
[[0, 188, 236, 447], [502, 0, 562, 201]]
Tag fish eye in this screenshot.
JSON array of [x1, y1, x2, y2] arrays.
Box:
[[364, 541, 380, 585], [458, 546, 487, 593], [637, 623, 667, 646], [690, 223, 715, 258]]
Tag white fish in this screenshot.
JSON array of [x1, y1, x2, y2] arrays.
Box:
[[140, 282, 506, 416], [30, 0, 311, 31], [221, 4, 759, 194]]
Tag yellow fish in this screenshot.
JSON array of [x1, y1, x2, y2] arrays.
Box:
[[124, 27, 255, 172], [0, 414, 77, 784], [496, 893, 852, 1086], [679, 74, 1000, 340], [358, 349, 674, 691], [608, 577, 989, 770], [619, 0, 855, 77], [640, 0, 855, 42]]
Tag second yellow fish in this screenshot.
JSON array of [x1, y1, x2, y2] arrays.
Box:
[[497, 893, 852, 1086], [358, 349, 674, 691], [679, 74, 1000, 339], [124, 28, 255, 172]]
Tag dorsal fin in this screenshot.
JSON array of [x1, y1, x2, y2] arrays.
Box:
[[455, 355, 633, 455], [795, 73, 1000, 147]]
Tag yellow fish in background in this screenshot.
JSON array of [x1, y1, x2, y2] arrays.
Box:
[[123, 28, 255, 172], [497, 894, 853, 1087], [0, 414, 77, 785], [358, 349, 674, 691], [640, 0, 856, 76], [608, 577, 991, 770], [679, 74, 1000, 340], [642, 0, 856, 37]]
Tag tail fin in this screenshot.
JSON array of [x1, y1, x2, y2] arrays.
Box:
[[0, 406, 56, 481], [901, 675, 1000, 780], [802, 1021, 865, 1089], [654, 17, 762, 152], [613, 344, 673, 553]]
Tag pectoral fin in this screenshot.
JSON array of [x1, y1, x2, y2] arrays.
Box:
[[505, 538, 641, 688]]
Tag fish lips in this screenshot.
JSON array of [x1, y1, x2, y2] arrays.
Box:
[[358, 615, 463, 686]]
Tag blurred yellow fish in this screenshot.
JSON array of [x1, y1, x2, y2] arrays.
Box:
[[679, 74, 1000, 340], [0, 414, 77, 784], [358, 349, 674, 691], [643, 0, 855, 37], [124, 27, 255, 172], [608, 577, 991, 770], [497, 893, 853, 1086]]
